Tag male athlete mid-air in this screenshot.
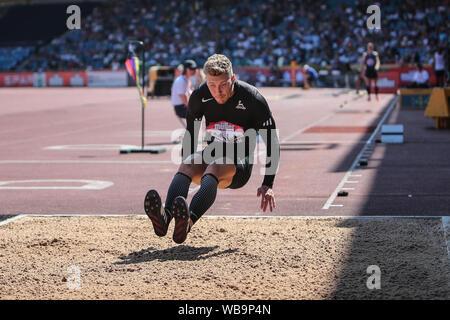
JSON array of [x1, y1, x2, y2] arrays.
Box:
[[361, 42, 381, 101], [144, 54, 280, 244]]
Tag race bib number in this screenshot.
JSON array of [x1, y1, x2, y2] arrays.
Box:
[[366, 58, 375, 67], [206, 121, 245, 143]]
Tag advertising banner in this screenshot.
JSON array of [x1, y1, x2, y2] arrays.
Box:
[[45, 72, 87, 87], [387, 66, 436, 87], [34, 72, 46, 87], [372, 71, 399, 93], [87, 70, 128, 87], [0, 66, 436, 90], [0, 73, 35, 87]]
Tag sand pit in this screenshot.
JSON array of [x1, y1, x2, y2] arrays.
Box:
[[0, 216, 449, 300]]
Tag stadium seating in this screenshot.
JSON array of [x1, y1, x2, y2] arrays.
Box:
[[0, 0, 447, 88], [0, 1, 99, 71], [0, 46, 33, 71]]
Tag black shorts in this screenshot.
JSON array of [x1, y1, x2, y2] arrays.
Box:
[[306, 72, 317, 82], [365, 69, 378, 79], [174, 104, 187, 119], [186, 150, 253, 190], [227, 155, 253, 189]]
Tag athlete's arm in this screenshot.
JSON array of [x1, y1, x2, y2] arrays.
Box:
[[257, 117, 279, 212], [259, 115, 280, 189], [257, 116, 279, 213], [257, 185, 276, 212], [178, 94, 188, 106], [253, 92, 280, 212], [181, 92, 203, 161], [375, 52, 381, 71]]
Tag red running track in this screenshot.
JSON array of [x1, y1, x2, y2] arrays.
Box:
[[0, 87, 447, 217]]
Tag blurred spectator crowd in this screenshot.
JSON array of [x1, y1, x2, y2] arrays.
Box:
[[0, 0, 448, 74]]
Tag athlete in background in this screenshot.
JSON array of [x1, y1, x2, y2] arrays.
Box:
[[433, 47, 446, 87], [171, 60, 197, 128], [303, 64, 318, 89], [360, 42, 381, 101]]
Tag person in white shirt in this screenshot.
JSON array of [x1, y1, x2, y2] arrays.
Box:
[[190, 68, 206, 90], [408, 63, 430, 88], [433, 48, 446, 87], [171, 60, 197, 127], [302, 64, 317, 89]]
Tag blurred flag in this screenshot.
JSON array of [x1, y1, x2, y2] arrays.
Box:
[[125, 57, 147, 108]]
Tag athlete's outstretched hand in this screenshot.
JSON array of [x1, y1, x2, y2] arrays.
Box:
[[257, 185, 276, 212]]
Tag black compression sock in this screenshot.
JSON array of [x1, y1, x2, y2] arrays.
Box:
[[375, 86, 379, 95], [366, 86, 371, 95], [164, 172, 191, 217], [189, 174, 219, 224]]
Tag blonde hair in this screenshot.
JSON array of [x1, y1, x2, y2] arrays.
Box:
[[203, 54, 233, 78]]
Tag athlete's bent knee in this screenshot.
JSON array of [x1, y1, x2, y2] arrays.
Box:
[[178, 163, 205, 185], [204, 162, 236, 187]]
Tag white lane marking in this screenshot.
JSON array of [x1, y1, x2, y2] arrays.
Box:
[[203, 215, 447, 219], [0, 160, 173, 164], [281, 140, 367, 145], [0, 119, 134, 148], [322, 96, 397, 209], [45, 144, 175, 151], [15, 214, 133, 217], [341, 188, 355, 190], [44, 144, 140, 150], [0, 179, 113, 190], [0, 112, 132, 136], [0, 215, 27, 227], [344, 180, 359, 184], [124, 130, 175, 137], [442, 217, 450, 264], [349, 174, 362, 177], [13, 214, 446, 219]]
